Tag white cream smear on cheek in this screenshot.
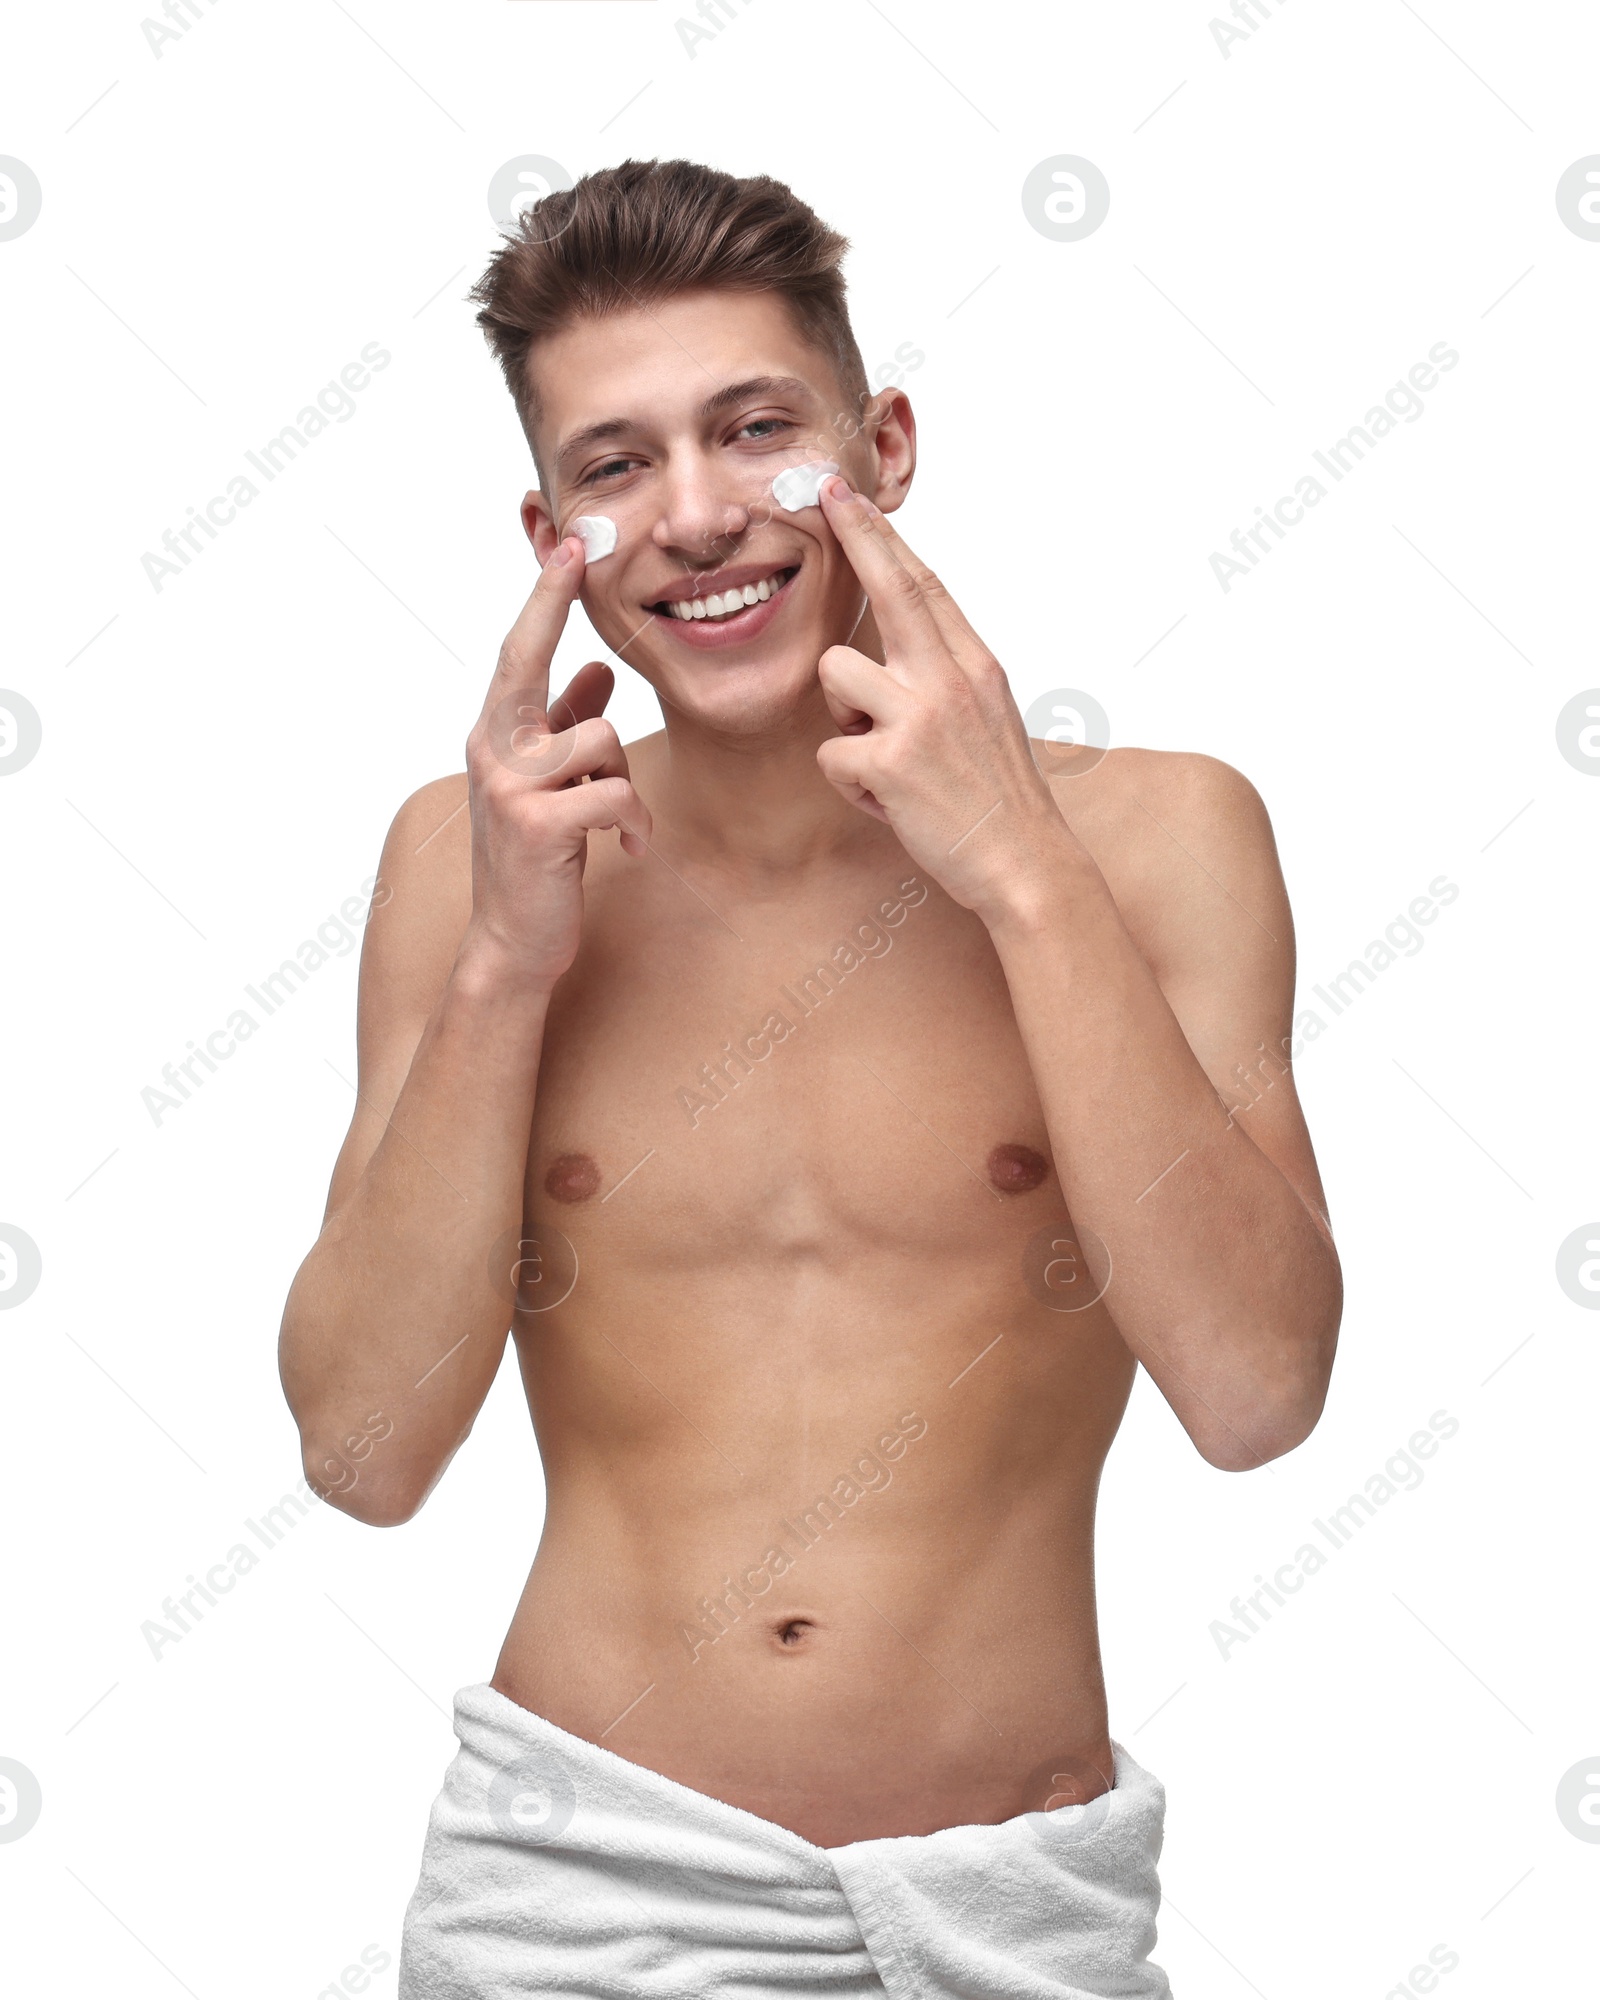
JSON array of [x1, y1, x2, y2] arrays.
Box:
[[569, 515, 617, 561], [770, 460, 840, 512]]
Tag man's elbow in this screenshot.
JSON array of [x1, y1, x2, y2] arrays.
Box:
[[1196, 1401, 1321, 1473], [1191, 1327, 1338, 1472], [303, 1446, 427, 1528]]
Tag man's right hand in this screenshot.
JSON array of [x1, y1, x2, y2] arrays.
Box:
[[461, 537, 652, 989]]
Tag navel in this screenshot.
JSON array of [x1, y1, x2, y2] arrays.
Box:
[[543, 1152, 602, 1204], [987, 1142, 1050, 1194]]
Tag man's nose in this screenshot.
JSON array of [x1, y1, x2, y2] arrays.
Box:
[[651, 460, 752, 566]]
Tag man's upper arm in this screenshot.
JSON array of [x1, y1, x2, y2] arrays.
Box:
[[322, 773, 473, 1222], [1102, 750, 1333, 1235]]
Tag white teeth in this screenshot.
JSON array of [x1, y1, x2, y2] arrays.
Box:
[[663, 570, 788, 622]]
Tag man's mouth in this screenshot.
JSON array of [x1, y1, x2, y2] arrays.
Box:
[[648, 563, 799, 631]]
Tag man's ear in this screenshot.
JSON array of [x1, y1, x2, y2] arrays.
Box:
[[864, 390, 917, 516], [521, 490, 560, 563]]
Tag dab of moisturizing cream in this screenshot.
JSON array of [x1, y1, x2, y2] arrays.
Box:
[[770, 461, 840, 512], [569, 515, 618, 561]]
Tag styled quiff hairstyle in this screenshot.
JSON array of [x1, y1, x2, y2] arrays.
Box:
[[469, 158, 869, 471]]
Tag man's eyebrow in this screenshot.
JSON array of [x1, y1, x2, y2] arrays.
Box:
[[555, 417, 636, 471], [698, 374, 814, 419]]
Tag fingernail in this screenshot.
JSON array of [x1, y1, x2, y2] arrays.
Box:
[[547, 539, 575, 568], [825, 475, 858, 504]]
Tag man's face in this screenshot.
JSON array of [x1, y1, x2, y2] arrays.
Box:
[[521, 290, 915, 733]]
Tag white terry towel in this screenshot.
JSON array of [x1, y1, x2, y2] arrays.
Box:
[[399, 1682, 1171, 1999]]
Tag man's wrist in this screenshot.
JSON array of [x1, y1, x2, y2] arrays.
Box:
[[976, 823, 1107, 943], [449, 926, 563, 1010]]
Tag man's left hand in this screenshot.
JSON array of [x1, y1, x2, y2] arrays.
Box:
[[814, 476, 1083, 927]]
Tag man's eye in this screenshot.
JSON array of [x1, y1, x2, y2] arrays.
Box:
[[585, 457, 637, 483], [737, 418, 794, 442]]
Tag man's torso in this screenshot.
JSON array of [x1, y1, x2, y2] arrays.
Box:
[[423, 741, 1191, 1845]]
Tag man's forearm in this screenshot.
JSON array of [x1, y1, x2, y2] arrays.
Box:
[[278, 944, 554, 1520], [988, 856, 1340, 1469]]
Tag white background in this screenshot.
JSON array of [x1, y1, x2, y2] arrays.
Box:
[[3, 2, 1597, 1994]]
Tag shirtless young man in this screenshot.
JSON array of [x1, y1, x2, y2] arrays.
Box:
[[278, 159, 1341, 1998]]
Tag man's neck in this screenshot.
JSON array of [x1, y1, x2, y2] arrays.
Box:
[[644, 608, 890, 883], [649, 698, 871, 880]]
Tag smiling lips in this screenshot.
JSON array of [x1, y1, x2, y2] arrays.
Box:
[[656, 565, 795, 621], [647, 563, 798, 647]]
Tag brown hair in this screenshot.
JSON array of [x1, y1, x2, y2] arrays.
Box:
[[469, 158, 868, 470]]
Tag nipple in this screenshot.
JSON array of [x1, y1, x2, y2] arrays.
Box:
[[987, 1143, 1050, 1194], [544, 1153, 602, 1204]]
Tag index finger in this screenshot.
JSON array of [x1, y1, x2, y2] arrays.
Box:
[[817, 477, 947, 669], [480, 537, 587, 725], [823, 480, 989, 671]]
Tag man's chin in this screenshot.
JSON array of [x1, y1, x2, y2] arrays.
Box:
[[643, 645, 831, 736]]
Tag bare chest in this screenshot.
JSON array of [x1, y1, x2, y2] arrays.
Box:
[[523, 863, 1063, 1270]]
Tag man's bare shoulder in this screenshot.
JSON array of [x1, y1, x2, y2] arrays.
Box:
[[1043, 742, 1268, 835], [364, 727, 659, 988], [389, 770, 470, 844], [1041, 744, 1289, 980], [358, 773, 474, 1027], [378, 771, 473, 908], [374, 725, 665, 925]]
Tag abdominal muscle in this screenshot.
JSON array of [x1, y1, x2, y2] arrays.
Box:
[[488, 1267, 1136, 1848]]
